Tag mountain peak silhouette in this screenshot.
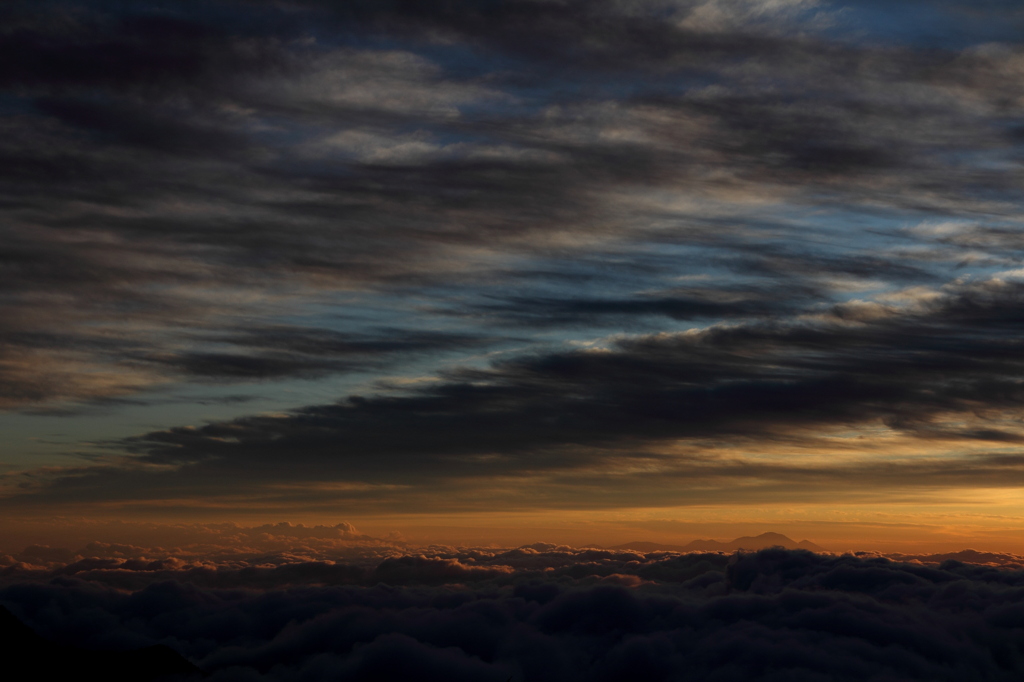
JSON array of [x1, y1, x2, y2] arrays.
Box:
[[606, 532, 828, 553]]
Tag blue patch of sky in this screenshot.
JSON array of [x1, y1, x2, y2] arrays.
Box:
[[823, 0, 1024, 50]]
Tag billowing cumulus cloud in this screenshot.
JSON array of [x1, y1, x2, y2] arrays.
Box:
[[2, 547, 1024, 680]]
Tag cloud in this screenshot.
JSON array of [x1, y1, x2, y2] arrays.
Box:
[[0, 8, 290, 93], [2, 548, 1024, 680], [137, 327, 490, 380], [6, 269, 1024, 511], [3, 0, 1024, 416], [455, 286, 807, 327]]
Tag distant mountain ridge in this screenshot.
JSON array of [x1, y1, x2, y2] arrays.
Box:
[[605, 532, 827, 553]]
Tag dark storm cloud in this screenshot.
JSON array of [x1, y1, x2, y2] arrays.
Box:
[[3, 548, 1024, 681]]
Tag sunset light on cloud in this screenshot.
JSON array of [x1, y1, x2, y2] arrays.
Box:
[[3, 1, 1024, 679]]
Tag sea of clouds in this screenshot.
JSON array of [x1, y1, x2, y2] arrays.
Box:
[[2, 524, 1024, 681]]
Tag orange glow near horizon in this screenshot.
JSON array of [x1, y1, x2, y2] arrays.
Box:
[[2, 499, 1021, 557]]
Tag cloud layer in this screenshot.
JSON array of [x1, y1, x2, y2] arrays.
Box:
[[3, 547, 1024, 680]]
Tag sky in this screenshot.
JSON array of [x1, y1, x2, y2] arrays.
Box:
[[3, 0, 1024, 553]]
